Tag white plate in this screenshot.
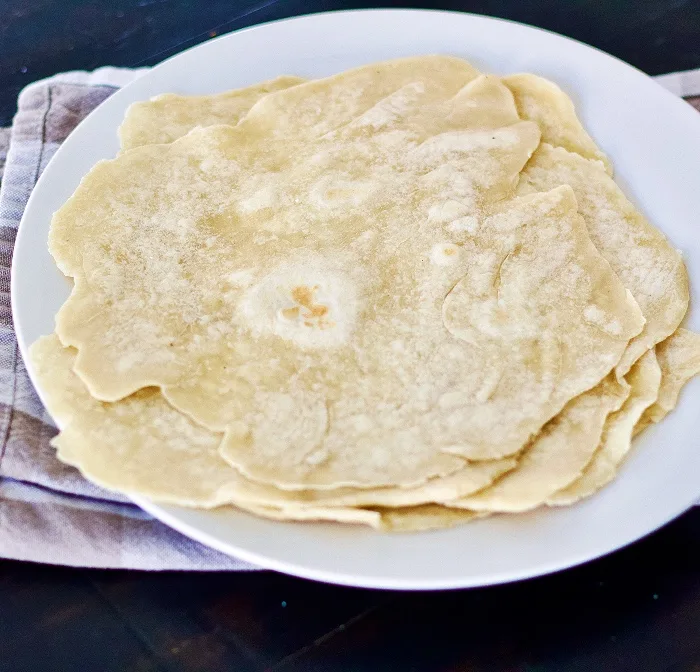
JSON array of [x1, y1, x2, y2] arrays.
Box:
[[12, 9, 700, 590]]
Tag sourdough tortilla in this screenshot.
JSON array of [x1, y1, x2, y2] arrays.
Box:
[[28, 55, 699, 530], [226, 457, 516, 508], [50, 99, 641, 488], [636, 328, 700, 431], [53, 72, 594, 490], [503, 73, 611, 172], [117, 65, 677, 503], [31, 334, 240, 507], [450, 374, 629, 513], [376, 505, 485, 532], [239, 503, 485, 532], [517, 146, 688, 377], [548, 349, 662, 505], [119, 63, 685, 396], [119, 68, 682, 386], [237, 502, 383, 528], [34, 333, 507, 529], [215, 184, 642, 488], [504, 74, 691, 505], [32, 333, 516, 509], [237, 55, 479, 140], [509, 71, 687, 375], [118, 76, 306, 151], [119, 63, 671, 475]]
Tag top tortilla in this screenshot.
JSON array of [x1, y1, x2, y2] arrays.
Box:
[[48, 57, 642, 491], [118, 75, 307, 151]]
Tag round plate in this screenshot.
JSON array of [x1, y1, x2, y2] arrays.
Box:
[[12, 9, 700, 590]]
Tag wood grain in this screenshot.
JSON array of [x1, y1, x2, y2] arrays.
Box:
[[2, 509, 700, 671], [2, 0, 700, 125]]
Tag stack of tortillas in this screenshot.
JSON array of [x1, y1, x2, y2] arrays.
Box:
[[31, 56, 700, 532]]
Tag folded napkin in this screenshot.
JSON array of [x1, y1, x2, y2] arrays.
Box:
[[0, 65, 698, 570]]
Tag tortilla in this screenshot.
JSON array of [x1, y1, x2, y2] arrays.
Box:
[[503, 73, 611, 171], [230, 457, 516, 508], [238, 503, 485, 532], [118, 76, 306, 151], [548, 349, 662, 505], [31, 334, 240, 507], [237, 502, 383, 528], [214, 185, 642, 488], [451, 374, 629, 513], [34, 332, 514, 530], [503, 72, 691, 506], [376, 505, 486, 532], [33, 333, 516, 513], [636, 328, 700, 432], [51, 60, 647, 490], [238, 55, 480, 140], [517, 145, 688, 377], [34, 56, 700, 532]]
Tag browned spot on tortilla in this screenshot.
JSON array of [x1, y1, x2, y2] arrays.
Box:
[[281, 306, 300, 320], [290, 285, 334, 328]]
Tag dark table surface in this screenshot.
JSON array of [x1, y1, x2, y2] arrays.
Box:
[[3, 2, 700, 670]]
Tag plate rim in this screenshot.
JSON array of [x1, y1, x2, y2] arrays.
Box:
[[131, 489, 700, 590]]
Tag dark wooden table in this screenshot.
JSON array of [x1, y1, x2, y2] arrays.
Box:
[[2, 2, 700, 670]]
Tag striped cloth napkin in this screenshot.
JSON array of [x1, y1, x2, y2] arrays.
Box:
[[0, 66, 698, 570]]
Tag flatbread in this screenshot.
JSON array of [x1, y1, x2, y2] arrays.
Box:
[[503, 73, 611, 171], [517, 143, 688, 375], [237, 502, 383, 528], [118, 76, 306, 151], [50, 61, 646, 489], [376, 505, 485, 532], [237, 55, 480, 140], [502, 73, 690, 510], [31, 334, 239, 507], [32, 333, 517, 511], [211, 184, 641, 487], [232, 457, 516, 508], [33, 332, 499, 527], [236, 504, 485, 532], [30, 56, 700, 532], [548, 348, 662, 505], [636, 328, 700, 432], [450, 374, 629, 513], [214, 183, 641, 487]]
